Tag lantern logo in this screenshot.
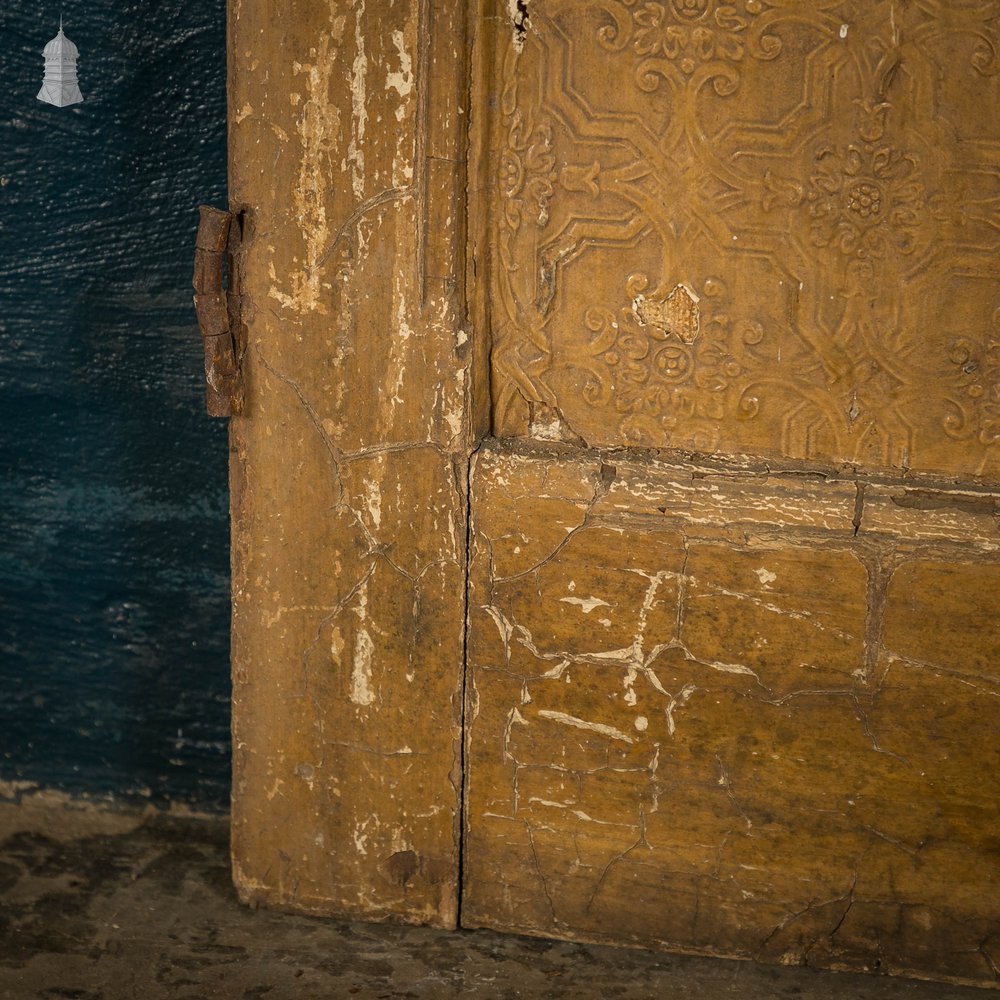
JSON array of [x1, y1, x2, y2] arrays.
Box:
[[37, 18, 84, 108]]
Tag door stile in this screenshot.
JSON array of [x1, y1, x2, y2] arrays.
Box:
[[228, 0, 481, 927]]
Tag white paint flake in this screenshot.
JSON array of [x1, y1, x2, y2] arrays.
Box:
[[349, 582, 376, 706], [353, 819, 371, 856], [559, 595, 611, 614], [537, 709, 634, 744], [665, 684, 697, 736], [483, 605, 515, 648], [350, 628, 376, 706], [364, 479, 382, 529], [348, 1, 368, 202], [386, 29, 413, 117]]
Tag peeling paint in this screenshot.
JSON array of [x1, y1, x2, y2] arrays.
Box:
[[364, 479, 382, 530], [348, 1, 368, 202], [529, 416, 563, 441], [269, 19, 344, 315], [386, 29, 413, 116], [350, 628, 376, 707], [537, 710, 635, 745], [349, 582, 377, 707], [560, 595, 611, 614], [353, 819, 371, 856], [507, 0, 529, 52], [231, 0, 473, 931]]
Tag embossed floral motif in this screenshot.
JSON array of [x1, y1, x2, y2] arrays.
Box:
[[583, 275, 763, 447], [600, 0, 779, 93], [497, 65, 558, 272], [500, 119, 556, 228], [946, 321, 1000, 447], [498, 49, 557, 232], [805, 144, 927, 258]]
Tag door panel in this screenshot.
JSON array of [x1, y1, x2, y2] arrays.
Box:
[[462, 443, 1000, 984], [483, 0, 1000, 481], [464, 0, 1000, 987]]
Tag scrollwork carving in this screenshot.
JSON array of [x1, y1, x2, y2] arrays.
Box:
[[497, 50, 558, 273], [946, 312, 1000, 447], [487, 0, 1000, 479], [583, 276, 765, 447], [597, 0, 781, 95]]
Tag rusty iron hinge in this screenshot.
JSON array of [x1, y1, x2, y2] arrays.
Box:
[[193, 206, 245, 417]]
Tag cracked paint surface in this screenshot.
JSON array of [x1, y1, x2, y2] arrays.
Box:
[[228, 0, 473, 929], [228, 0, 997, 986], [463, 443, 1000, 988]]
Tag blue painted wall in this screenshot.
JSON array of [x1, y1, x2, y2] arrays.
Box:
[[0, 2, 231, 810]]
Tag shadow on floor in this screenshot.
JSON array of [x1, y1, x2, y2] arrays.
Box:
[[0, 798, 992, 999]]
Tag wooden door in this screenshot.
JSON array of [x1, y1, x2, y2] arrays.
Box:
[[227, 0, 999, 987], [460, 0, 1000, 988], [227, 0, 479, 927]]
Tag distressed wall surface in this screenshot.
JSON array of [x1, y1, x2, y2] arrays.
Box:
[[462, 442, 1000, 987], [0, 0, 230, 809], [228, 0, 477, 924]]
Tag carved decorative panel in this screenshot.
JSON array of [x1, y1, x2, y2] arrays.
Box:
[[486, 0, 1000, 480]]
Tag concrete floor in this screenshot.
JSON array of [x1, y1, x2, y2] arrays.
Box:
[[0, 798, 991, 1000]]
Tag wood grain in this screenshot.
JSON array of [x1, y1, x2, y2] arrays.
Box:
[[227, 0, 476, 926], [463, 443, 1000, 987]]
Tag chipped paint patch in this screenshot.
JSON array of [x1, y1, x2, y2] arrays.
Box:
[[384, 283, 413, 416], [560, 595, 611, 614], [364, 479, 382, 530], [268, 16, 344, 315], [386, 29, 413, 120], [529, 416, 564, 442], [349, 581, 376, 707], [348, 1, 368, 202], [507, 0, 529, 52], [353, 819, 371, 856], [351, 628, 376, 706], [537, 709, 634, 744], [330, 626, 345, 665]]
